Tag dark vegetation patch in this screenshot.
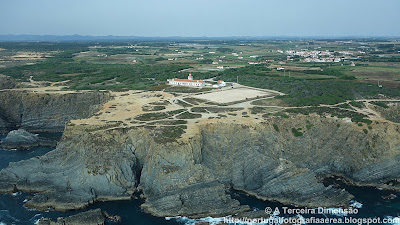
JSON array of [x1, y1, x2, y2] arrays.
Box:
[[152, 125, 187, 143], [250, 106, 280, 114], [291, 128, 303, 137], [183, 97, 207, 105], [135, 109, 185, 121], [284, 107, 372, 125], [142, 105, 166, 112], [176, 99, 192, 107], [176, 112, 202, 119], [337, 103, 351, 109], [191, 107, 243, 113], [273, 124, 280, 132], [251, 98, 287, 107], [164, 86, 213, 93], [217, 114, 227, 118], [147, 120, 187, 126], [149, 100, 170, 106], [272, 112, 289, 118], [349, 101, 364, 108], [370, 101, 389, 108]]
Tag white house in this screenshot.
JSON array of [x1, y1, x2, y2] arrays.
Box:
[[213, 80, 226, 88], [167, 73, 205, 87]]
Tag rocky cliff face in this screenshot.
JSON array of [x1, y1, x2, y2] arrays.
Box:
[[1, 114, 399, 217], [0, 75, 17, 90], [0, 90, 110, 132]]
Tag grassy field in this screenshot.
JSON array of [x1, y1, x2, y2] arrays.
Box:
[[0, 39, 399, 106]]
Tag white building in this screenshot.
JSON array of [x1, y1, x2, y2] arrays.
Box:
[[213, 80, 226, 88], [167, 73, 205, 87]]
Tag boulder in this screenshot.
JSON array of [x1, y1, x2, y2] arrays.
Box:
[[1, 129, 40, 150]]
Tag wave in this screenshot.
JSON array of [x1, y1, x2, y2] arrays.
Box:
[[385, 216, 400, 225], [349, 200, 363, 209], [11, 191, 22, 197], [166, 216, 226, 225]]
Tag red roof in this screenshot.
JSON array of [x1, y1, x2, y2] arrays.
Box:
[[217, 80, 224, 83], [170, 78, 204, 83]]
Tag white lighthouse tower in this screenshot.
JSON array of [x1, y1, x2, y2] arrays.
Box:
[[188, 73, 193, 80]]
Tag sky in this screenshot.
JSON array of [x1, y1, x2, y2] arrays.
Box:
[[1, 0, 400, 37]]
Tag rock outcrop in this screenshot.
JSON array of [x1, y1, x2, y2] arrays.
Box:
[[1, 115, 400, 217], [1, 129, 39, 149], [37, 208, 105, 225], [0, 75, 17, 90], [1, 129, 56, 150], [0, 90, 110, 133]]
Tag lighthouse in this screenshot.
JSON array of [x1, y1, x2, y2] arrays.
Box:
[[188, 73, 193, 80]]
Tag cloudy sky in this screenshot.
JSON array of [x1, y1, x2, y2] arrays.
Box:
[[1, 0, 399, 37]]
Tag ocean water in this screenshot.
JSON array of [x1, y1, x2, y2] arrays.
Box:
[[2, 133, 400, 224], [0, 133, 183, 225]]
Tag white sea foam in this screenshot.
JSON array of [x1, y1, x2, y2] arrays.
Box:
[[166, 216, 226, 225], [321, 208, 348, 217], [349, 200, 363, 209], [11, 191, 22, 197], [385, 216, 400, 225], [29, 214, 43, 225], [33, 218, 44, 225]]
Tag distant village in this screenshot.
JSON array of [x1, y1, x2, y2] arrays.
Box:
[[282, 49, 361, 63]]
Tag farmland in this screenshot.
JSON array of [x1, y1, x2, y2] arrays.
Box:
[[0, 39, 399, 106]]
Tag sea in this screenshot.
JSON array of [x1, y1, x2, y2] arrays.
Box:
[[1, 133, 400, 225]]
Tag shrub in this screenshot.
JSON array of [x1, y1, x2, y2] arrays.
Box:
[[292, 128, 303, 137], [371, 101, 389, 109], [274, 112, 289, 118], [273, 124, 280, 132]]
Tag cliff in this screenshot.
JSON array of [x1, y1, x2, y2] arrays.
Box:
[[0, 90, 110, 133], [0, 90, 399, 218], [1, 115, 399, 217], [0, 75, 17, 90]]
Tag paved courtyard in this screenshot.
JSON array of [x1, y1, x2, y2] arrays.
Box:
[[194, 88, 275, 104]]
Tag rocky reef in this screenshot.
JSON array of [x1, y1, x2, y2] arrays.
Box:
[[0, 90, 110, 133], [0, 114, 399, 217], [1, 129, 57, 150], [37, 208, 105, 225]]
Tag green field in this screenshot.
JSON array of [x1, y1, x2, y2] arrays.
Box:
[[0, 39, 399, 105]]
